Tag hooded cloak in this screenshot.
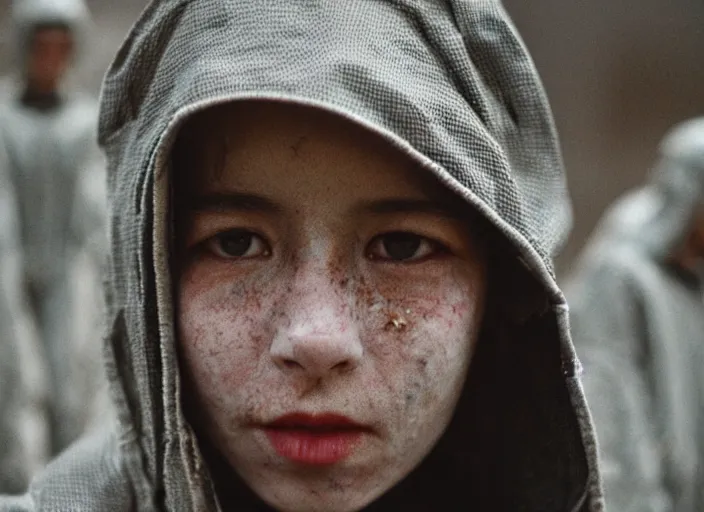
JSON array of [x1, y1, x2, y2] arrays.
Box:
[[0, 0, 108, 456], [1, 0, 603, 509], [0, 135, 48, 494], [566, 117, 704, 512]]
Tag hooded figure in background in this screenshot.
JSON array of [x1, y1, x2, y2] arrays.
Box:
[[0, 136, 48, 493], [567, 117, 704, 512], [1, 0, 603, 510], [0, 0, 108, 457]]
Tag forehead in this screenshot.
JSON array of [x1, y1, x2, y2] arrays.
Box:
[[172, 101, 469, 211], [31, 25, 73, 45]]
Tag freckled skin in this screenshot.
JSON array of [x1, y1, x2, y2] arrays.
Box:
[[176, 101, 487, 512]]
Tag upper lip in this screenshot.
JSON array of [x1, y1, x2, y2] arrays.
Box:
[[264, 412, 369, 431]]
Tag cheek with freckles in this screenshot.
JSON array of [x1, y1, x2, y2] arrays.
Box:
[[351, 266, 482, 444], [178, 253, 484, 463], [178, 268, 283, 422]]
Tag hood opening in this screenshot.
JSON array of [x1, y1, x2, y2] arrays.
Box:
[[156, 98, 590, 511], [140, 96, 593, 510]]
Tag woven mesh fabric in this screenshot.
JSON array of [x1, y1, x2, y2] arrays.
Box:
[[0, 431, 134, 511], [100, 0, 572, 263], [1, 1, 604, 510]]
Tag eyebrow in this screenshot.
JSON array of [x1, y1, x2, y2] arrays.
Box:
[[188, 193, 464, 220], [189, 192, 283, 214]]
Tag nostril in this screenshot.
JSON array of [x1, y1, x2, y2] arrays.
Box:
[[283, 359, 303, 370], [331, 361, 351, 373], [276, 357, 354, 374]]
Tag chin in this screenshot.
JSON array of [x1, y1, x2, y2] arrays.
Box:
[[258, 486, 382, 512], [243, 469, 393, 512]]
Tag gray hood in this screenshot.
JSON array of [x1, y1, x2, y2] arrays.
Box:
[[98, 0, 602, 510], [583, 117, 704, 262]]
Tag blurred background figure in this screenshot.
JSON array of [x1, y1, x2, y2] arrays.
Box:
[[0, 0, 108, 462], [0, 136, 48, 494], [566, 118, 704, 511]]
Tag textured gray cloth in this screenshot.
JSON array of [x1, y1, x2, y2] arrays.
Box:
[[0, 0, 109, 459], [1, 0, 603, 510], [566, 118, 704, 512], [0, 133, 48, 494]]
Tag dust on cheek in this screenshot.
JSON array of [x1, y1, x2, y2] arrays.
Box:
[[179, 272, 277, 394], [355, 274, 479, 418]]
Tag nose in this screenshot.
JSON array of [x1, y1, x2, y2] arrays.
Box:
[[270, 270, 363, 380]]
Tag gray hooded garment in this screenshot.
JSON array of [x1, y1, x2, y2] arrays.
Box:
[[1, 0, 604, 510], [566, 118, 704, 512], [0, 0, 110, 457], [0, 135, 48, 494]]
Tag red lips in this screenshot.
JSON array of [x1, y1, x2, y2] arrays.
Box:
[[263, 413, 369, 465]]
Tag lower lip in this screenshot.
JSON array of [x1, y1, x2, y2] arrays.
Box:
[[264, 429, 363, 465]]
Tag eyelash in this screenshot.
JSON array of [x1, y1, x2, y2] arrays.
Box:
[[201, 229, 447, 263], [365, 232, 447, 263], [205, 229, 271, 260]]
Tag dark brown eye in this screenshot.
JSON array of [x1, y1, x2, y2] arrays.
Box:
[[367, 232, 437, 262], [207, 229, 270, 259]]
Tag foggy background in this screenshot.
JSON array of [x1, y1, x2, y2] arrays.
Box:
[[1, 0, 703, 273]]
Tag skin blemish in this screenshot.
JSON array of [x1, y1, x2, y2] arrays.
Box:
[[290, 135, 308, 157], [385, 313, 408, 332]]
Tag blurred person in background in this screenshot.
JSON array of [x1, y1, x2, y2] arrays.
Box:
[[0, 0, 109, 459], [0, 136, 48, 493], [567, 117, 704, 512]]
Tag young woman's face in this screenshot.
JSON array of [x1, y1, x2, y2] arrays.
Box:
[[176, 101, 487, 512]]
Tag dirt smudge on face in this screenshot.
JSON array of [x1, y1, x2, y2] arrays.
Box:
[[384, 312, 408, 332]]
